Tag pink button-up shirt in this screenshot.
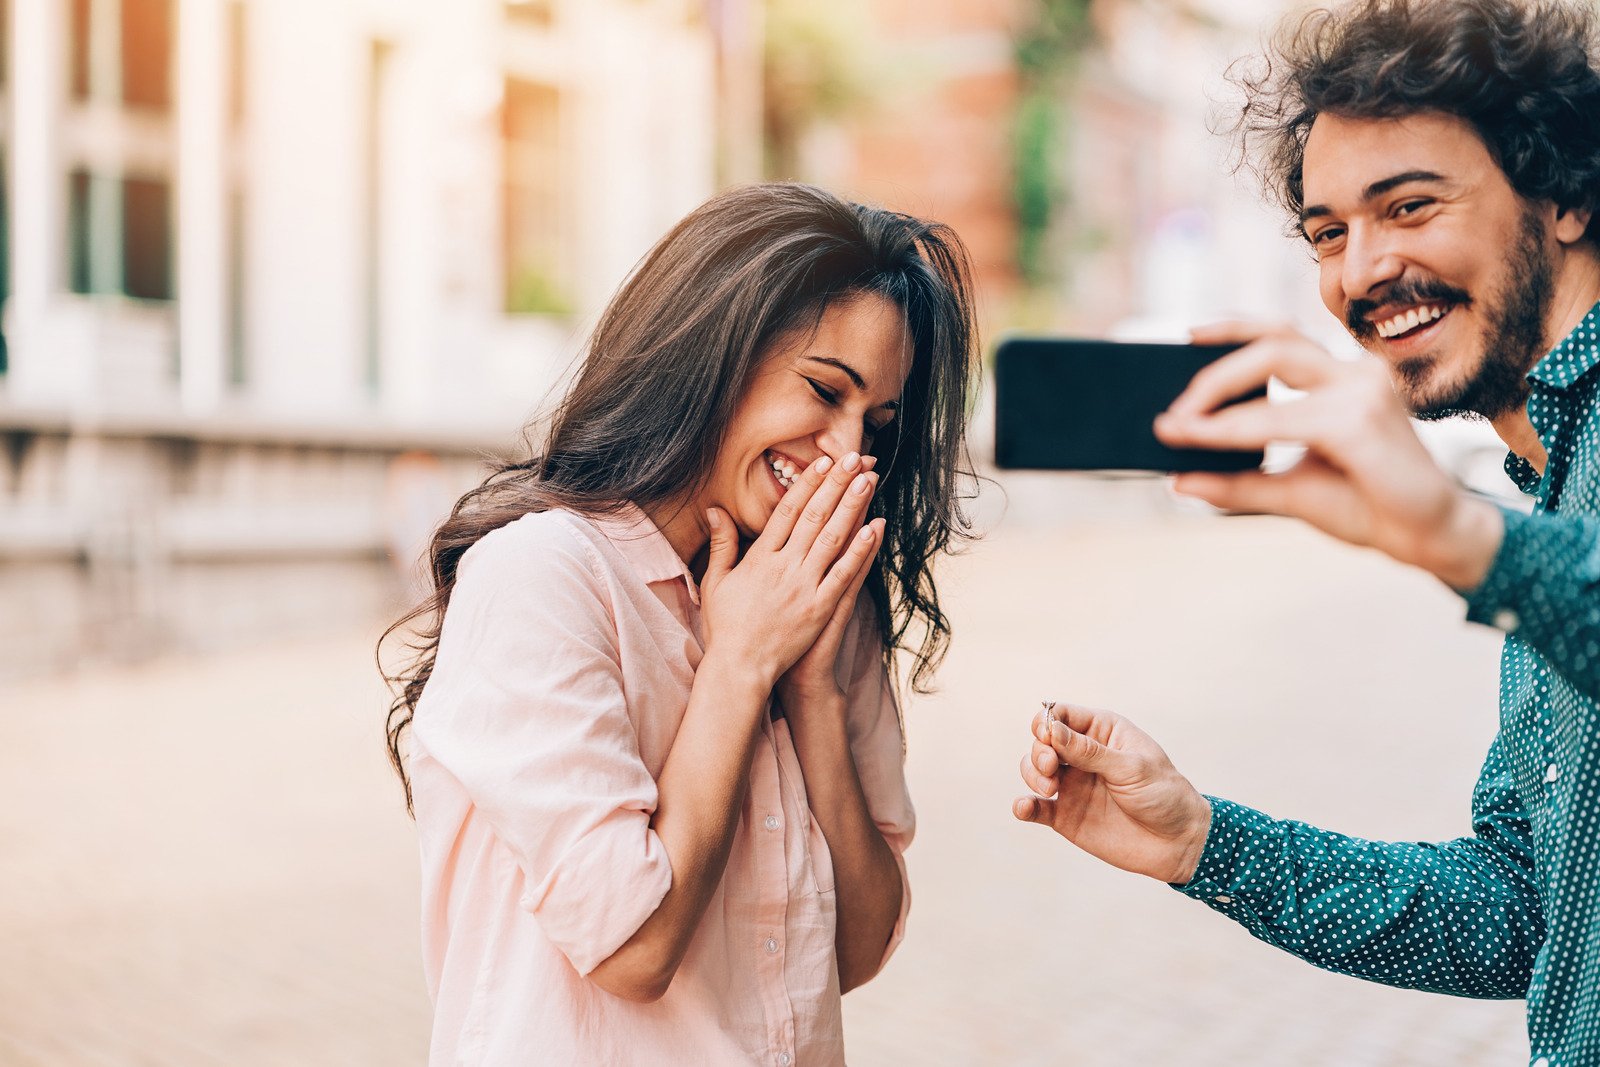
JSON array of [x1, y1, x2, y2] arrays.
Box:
[[410, 506, 914, 1065]]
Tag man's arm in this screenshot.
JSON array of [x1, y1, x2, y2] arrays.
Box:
[[1176, 736, 1542, 998], [1461, 508, 1600, 703], [1151, 324, 1597, 701], [1014, 705, 1544, 1000]]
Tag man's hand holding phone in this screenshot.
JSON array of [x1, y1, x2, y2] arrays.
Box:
[[1153, 322, 1506, 593]]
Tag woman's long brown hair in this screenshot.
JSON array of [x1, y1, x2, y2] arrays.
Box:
[[379, 182, 979, 811]]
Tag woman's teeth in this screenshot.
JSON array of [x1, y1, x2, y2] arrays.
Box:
[[768, 454, 797, 488], [1375, 304, 1448, 339]]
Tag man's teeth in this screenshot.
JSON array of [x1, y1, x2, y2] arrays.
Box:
[[769, 455, 796, 488], [1375, 304, 1448, 338]]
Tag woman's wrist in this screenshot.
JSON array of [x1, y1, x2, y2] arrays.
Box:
[[696, 648, 779, 711]]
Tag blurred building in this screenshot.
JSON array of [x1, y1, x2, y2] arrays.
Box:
[[1056, 0, 1332, 338], [776, 0, 1027, 327], [767, 0, 1323, 337], [0, 0, 749, 676]]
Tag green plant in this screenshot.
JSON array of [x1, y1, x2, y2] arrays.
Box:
[[1012, 0, 1097, 289], [762, 0, 874, 178], [505, 264, 573, 317]]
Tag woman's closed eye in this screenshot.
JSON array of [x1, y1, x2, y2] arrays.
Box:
[[810, 377, 891, 442], [807, 377, 839, 404]]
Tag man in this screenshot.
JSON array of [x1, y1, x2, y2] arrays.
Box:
[[1012, 1, 1600, 1063]]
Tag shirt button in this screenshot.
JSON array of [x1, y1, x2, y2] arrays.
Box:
[[764, 815, 780, 831], [765, 937, 779, 955], [778, 1054, 792, 1066], [1214, 895, 1233, 904], [1546, 763, 1562, 783], [1493, 608, 1521, 633]]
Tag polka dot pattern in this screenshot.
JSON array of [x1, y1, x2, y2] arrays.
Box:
[[1175, 302, 1600, 1067]]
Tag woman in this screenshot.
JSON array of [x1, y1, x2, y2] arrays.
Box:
[[381, 182, 978, 1064]]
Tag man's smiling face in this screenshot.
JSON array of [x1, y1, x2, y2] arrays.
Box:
[[1301, 111, 1555, 420]]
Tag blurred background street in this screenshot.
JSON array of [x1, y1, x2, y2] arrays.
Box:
[[2, 477, 1528, 1065], [0, 0, 1534, 1063]]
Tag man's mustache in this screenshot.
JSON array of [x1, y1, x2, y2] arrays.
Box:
[[1346, 277, 1472, 338]]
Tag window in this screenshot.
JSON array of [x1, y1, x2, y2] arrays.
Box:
[[0, 0, 10, 375], [502, 79, 569, 315], [64, 0, 176, 303], [226, 0, 248, 385], [71, 0, 173, 110], [505, 0, 555, 28], [121, 0, 172, 110], [69, 170, 172, 301], [364, 40, 393, 394]]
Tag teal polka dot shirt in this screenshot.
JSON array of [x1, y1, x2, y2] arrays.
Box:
[[1175, 302, 1600, 1067]]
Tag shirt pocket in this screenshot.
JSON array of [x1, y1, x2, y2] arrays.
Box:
[[770, 719, 837, 897], [805, 813, 837, 895]]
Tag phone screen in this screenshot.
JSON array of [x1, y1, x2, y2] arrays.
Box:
[[993, 338, 1264, 473]]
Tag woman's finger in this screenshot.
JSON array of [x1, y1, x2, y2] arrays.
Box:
[[702, 508, 739, 590], [782, 451, 862, 558], [753, 455, 833, 551], [810, 511, 880, 655], [804, 470, 876, 576], [817, 518, 883, 605]]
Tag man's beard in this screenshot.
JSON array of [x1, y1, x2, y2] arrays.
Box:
[[1348, 209, 1553, 422]]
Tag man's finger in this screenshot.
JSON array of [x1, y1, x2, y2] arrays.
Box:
[[1043, 719, 1122, 777], [1166, 336, 1339, 419], [1041, 701, 1117, 740], [1172, 459, 1357, 527], [1019, 751, 1060, 798], [1013, 794, 1058, 826], [1156, 394, 1293, 452], [1188, 320, 1295, 346]]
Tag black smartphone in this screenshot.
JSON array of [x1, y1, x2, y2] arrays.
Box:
[[993, 337, 1264, 473]]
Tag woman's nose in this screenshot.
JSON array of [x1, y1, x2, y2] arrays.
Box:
[[817, 421, 866, 463]]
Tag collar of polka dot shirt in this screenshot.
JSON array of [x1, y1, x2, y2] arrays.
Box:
[[1173, 301, 1600, 1067]]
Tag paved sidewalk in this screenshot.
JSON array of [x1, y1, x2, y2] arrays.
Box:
[[0, 482, 1528, 1064]]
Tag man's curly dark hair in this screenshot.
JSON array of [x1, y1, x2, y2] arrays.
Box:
[[1227, 0, 1600, 243]]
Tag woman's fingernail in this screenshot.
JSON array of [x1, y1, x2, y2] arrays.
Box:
[[852, 473, 871, 494], [1035, 752, 1051, 772], [815, 456, 833, 475], [843, 452, 861, 472], [858, 525, 874, 541]]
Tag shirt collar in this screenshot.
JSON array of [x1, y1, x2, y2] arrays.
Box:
[[1527, 300, 1600, 391], [588, 503, 700, 605]]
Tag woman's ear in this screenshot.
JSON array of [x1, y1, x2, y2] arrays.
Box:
[[1554, 203, 1593, 246]]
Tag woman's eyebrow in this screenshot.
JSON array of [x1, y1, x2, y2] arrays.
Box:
[[804, 356, 900, 410], [805, 356, 866, 389]]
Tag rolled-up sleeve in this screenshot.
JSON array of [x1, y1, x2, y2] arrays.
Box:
[[839, 601, 916, 974], [412, 517, 673, 976]]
